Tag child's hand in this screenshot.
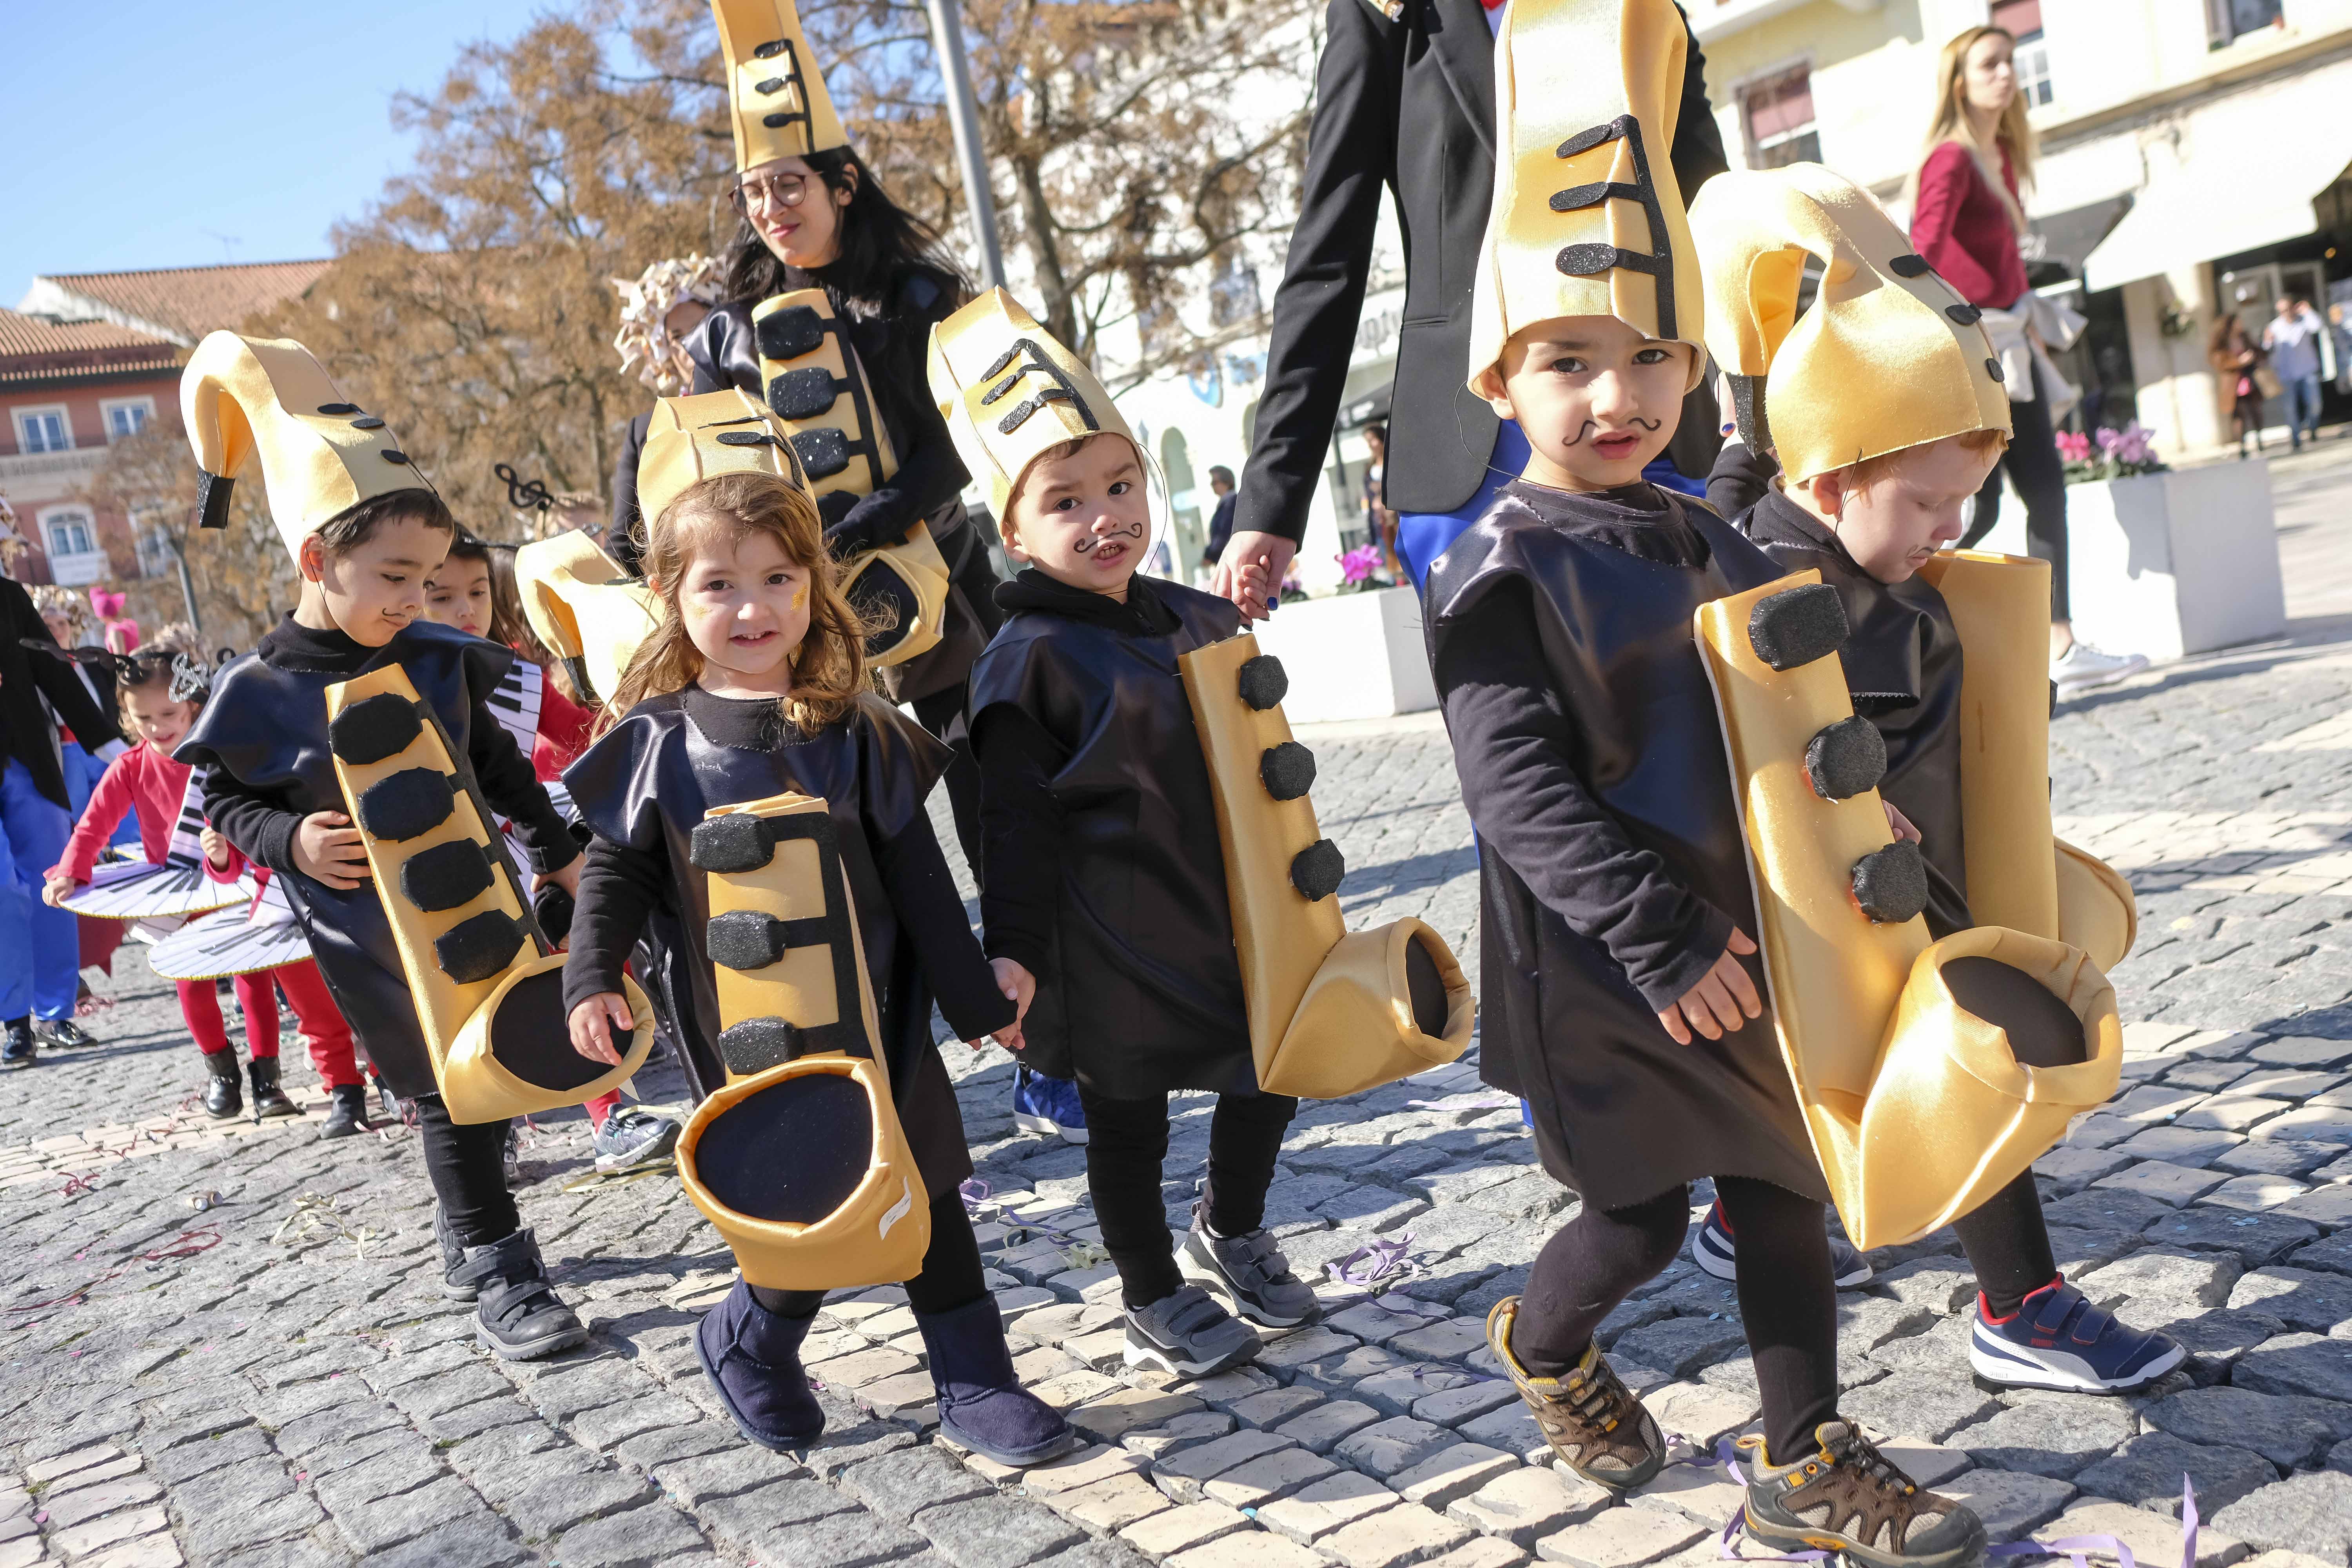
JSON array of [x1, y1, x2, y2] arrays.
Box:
[[200, 826, 233, 869], [1656, 928, 1763, 1046], [1882, 800, 1920, 844], [980, 957, 1035, 1054], [569, 993, 632, 1065], [41, 873, 80, 909], [293, 811, 370, 890], [543, 856, 583, 899]]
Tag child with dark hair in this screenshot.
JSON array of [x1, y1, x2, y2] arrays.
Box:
[[175, 331, 590, 1361], [45, 650, 364, 1129]]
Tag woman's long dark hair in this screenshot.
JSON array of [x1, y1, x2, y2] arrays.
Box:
[[721, 145, 972, 314]]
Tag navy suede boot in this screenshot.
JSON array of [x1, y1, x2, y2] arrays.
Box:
[[695, 1279, 824, 1450], [916, 1296, 1078, 1467]]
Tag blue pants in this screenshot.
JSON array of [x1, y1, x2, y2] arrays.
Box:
[[0, 759, 79, 1022], [2286, 374, 2323, 448]]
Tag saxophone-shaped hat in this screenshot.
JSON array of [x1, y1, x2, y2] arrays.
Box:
[[712, 0, 848, 171], [180, 331, 429, 563], [1467, 0, 1706, 394], [1689, 163, 2011, 482], [637, 387, 811, 526], [927, 287, 1137, 523]]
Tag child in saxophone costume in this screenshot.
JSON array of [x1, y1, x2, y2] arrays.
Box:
[[1685, 161, 2184, 1395], [561, 463, 1074, 1465]]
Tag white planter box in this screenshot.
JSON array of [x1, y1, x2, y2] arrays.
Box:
[[1249, 584, 1437, 724], [1974, 459, 2286, 660]]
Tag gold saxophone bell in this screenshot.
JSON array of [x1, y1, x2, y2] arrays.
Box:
[[325, 666, 654, 1125], [673, 791, 929, 1291], [512, 529, 661, 710], [1178, 633, 1475, 1100], [1696, 571, 2121, 1248]]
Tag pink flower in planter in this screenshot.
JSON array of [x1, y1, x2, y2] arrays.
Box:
[[1338, 543, 1383, 586], [2056, 430, 2092, 464]]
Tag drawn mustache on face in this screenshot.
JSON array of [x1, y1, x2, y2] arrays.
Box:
[[1071, 520, 1147, 554], [1565, 416, 1663, 446]]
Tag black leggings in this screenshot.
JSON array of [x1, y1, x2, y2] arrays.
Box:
[[1960, 361, 2070, 620], [1951, 1169, 2060, 1319], [415, 1093, 520, 1248], [1512, 1176, 1837, 1463], [752, 1190, 987, 1320], [1078, 1086, 1297, 1309]]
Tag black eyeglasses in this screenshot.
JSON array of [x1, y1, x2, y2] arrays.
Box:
[[730, 172, 811, 214]]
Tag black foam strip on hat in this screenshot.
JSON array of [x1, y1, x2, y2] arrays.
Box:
[[717, 1017, 804, 1077], [400, 839, 496, 913], [1851, 840, 1929, 924], [1805, 716, 1887, 802], [690, 814, 777, 875], [1236, 655, 1289, 711], [1726, 374, 1772, 454], [329, 693, 423, 766], [434, 910, 525, 984], [791, 428, 850, 480], [1291, 838, 1345, 901], [195, 471, 235, 531], [1747, 584, 1848, 671], [769, 366, 840, 421], [756, 305, 825, 361], [357, 768, 456, 842], [1260, 741, 1316, 802]]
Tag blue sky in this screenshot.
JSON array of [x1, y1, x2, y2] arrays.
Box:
[[6, 0, 558, 306]]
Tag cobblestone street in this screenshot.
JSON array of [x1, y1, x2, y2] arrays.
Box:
[[5, 448, 2352, 1568]]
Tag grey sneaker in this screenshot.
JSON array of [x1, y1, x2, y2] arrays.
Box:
[[1180, 1205, 1320, 1328], [1123, 1285, 1261, 1377], [1738, 1421, 1986, 1568], [592, 1107, 680, 1173]]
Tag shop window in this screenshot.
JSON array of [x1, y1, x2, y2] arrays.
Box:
[[15, 407, 69, 453], [2207, 0, 2284, 46], [1742, 67, 1821, 171], [1993, 1, 2053, 107]]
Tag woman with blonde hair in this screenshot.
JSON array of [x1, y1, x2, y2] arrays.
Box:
[[1912, 25, 2145, 701]]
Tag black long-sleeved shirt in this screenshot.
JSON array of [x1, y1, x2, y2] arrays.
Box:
[[2, 578, 125, 809], [201, 617, 577, 880]]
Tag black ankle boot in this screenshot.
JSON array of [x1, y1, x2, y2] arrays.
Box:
[[916, 1296, 1078, 1467], [451, 1229, 586, 1361], [247, 1057, 298, 1118], [434, 1206, 475, 1302], [320, 1083, 369, 1139], [201, 1051, 243, 1119]]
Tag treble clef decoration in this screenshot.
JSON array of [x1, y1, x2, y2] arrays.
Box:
[[1550, 114, 1677, 341], [495, 463, 553, 513]]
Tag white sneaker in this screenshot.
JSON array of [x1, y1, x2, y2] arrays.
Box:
[[2051, 640, 2148, 701]]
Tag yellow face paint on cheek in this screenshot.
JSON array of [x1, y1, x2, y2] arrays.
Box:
[[792, 584, 807, 611]]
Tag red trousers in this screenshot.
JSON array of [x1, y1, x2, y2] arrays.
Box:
[[177, 959, 361, 1087]]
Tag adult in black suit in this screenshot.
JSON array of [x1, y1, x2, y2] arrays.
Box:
[[1219, 0, 1729, 613]]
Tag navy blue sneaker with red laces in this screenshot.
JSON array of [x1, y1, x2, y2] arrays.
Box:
[[1969, 1278, 2185, 1393]]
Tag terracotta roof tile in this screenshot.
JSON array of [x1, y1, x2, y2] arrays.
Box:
[[38, 259, 330, 342]]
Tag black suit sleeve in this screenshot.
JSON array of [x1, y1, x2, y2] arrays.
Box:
[[1232, 0, 1400, 546], [1435, 577, 1733, 1010], [1669, 10, 1731, 199], [11, 595, 123, 754], [827, 278, 973, 557], [200, 767, 302, 877]]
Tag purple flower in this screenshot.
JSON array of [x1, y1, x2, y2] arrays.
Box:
[[1338, 543, 1382, 586]]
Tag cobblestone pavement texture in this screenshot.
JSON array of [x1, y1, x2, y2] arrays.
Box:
[[5, 445, 2352, 1568]]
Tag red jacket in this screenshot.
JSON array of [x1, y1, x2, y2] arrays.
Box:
[[51, 743, 243, 885], [1911, 140, 2029, 310], [533, 675, 594, 781]]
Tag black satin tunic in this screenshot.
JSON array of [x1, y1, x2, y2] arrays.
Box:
[[560, 691, 1006, 1196], [1740, 490, 1972, 938], [966, 576, 1256, 1098], [174, 620, 573, 1098], [1425, 480, 1828, 1209]]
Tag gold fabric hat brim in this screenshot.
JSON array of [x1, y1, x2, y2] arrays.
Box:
[[180, 331, 429, 563], [1688, 162, 2011, 482], [637, 387, 810, 528], [713, 0, 848, 171], [1466, 0, 1707, 394], [926, 287, 1138, 525]]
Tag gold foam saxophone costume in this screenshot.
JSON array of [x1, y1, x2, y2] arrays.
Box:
[[1177, 634, 1475, 1098], [712, 0, 847, 166], [323, 668, 654, 1123], [673, 792, 930, 1290], [1466, 0, 1707, 394]]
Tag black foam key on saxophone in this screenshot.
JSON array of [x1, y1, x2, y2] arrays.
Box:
[[358, 769, 456, 842], [1806, 716, 1888, 802], [708, 910, 831, 972], [1291, 838, 1345, 902], [691, 814, 780, 875], [401, 839, 496, 913], [1748, 584, 1848, 672], [717, 1018, 805, 1076], [1851, 840, 1929, 924], [436, 910, 527, 984], [329, 693, 422, 766]]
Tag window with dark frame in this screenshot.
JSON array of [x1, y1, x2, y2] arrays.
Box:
[[2207, 0, 2285, 47], [1742, 66, 1822, 171]]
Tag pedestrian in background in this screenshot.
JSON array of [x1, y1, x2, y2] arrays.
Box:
[[2265, 294, 2326, 451], [2210, 314, 2270, 458], [1911, 24, 2146, 701], [1200, 465, 1237, 572], [1361, 421, 1402, 579]]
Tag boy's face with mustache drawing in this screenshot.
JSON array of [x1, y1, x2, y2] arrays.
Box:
[[1475, 313, 1690, 494], [1004, 433, 1152, 602]]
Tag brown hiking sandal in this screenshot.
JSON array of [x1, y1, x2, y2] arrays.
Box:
[[1484, 1296, 1665, 1489], [1737, 1421, 1986, 1568]]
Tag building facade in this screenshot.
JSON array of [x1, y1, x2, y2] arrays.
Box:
[[0, 261, 327, 590]]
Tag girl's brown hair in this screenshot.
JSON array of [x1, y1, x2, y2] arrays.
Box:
[[1918, 26, 2037, 229], [601, 470, 871, 735]]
